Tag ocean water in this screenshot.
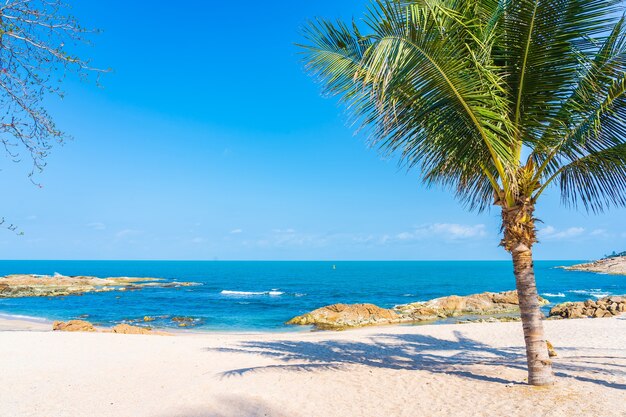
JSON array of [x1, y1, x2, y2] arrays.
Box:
[[0, 260, 623, 331]]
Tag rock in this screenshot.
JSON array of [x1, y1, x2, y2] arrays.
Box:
[[52, 319, 166, 335], [546, 340, 557, 357], [171, 316, 194, 323], [0, 274, 199, 298], [110, 324, 153, 335], [143, 316, 155, 322], [287, 303, 404, 330], [171, 316, 199, 327], [563, 256, 626, 275], [287, 290, 550, 330], [549, 296, 626, 319], [397, 290, 548, 320], [52, 320, 96, 332]]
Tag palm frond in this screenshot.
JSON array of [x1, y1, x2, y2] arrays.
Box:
[[298, 0, 626, 214], [500, 0, 621, 147], [299, 18, 372, 101], [558, 143, 626, 212], [303, 0, 515, 209], [532, 16, 626, 174]]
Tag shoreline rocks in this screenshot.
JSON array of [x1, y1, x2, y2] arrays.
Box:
[[286, 303, 405, 330], [396, 290, 549, 320], [287, 290, 549, 330], [0, 274, 199, 298], [549, 296, 626, 319], [52, 320, 166, 335], [563, 256, 626, 275], [52, 320, 96, 332]]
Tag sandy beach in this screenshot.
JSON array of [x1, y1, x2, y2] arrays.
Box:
[[0, 317, 624, 417]]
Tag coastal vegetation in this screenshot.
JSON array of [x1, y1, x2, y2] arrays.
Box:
[[299, 0, 626, 385]]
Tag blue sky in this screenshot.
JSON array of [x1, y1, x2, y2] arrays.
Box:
[[0, 0, 624, 260]]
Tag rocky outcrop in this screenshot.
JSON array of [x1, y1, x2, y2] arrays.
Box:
[[0, 274, 199, 298], [287, 290, 549, 330], [549, 296, 626, 319], [563, 256, 626, 275], [52, 320, 97, 332], [396, 290, 549, 320], [171, 316, 200, 327], [52, 320, 164, 335], [110, 324, 153, 335], [286, 303, 404, 330]]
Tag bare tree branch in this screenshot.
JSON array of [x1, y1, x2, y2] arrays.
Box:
[[0, 0, 107, 232]]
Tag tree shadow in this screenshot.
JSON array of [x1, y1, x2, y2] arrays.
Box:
[[207, 330, 626, 390], [157, 394, 289, 417]]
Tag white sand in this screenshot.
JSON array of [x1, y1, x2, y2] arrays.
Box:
[[0, 317, 624, 417]]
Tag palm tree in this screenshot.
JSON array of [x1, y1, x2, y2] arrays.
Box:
[[298, 0, 626, 386]]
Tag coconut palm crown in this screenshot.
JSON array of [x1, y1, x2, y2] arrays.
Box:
[[299, 0, 626, 386]]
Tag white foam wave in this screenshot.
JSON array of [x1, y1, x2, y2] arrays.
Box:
[[591, 292, 610, 298], [221, 290, 284, 297], [567, 289, 611, 298], [0, 313, 50, 322], [542, 292, 565, 297], [220, 290, 266, 296]]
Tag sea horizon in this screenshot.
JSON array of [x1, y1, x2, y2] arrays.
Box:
[[1, 260, 622, 332]]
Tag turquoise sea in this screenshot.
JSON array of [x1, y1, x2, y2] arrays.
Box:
[[0, 260, 623, 331]]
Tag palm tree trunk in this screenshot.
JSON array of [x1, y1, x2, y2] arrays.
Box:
[[511, 242, 554, 386], [500, 200, 554, 386]]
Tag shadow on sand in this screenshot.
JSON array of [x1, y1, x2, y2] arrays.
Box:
[[159, 394, 289, 417], [207, 330, 626, 390]]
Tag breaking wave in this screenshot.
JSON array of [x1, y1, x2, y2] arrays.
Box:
[[567, 289, 611, 298], [220, 290, 284, 297]]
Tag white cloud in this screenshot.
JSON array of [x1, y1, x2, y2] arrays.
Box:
[[429, 223, 487, 239], [387, 223, 487, 243], [248, 223, 488, 249], [538, 226, 585, 240], [590, 228, 611, 238], [230, 228, 243, 234], [115, 229, 142, 238], [86, 222, 106, 231]]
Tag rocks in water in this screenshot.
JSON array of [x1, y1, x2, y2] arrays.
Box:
[[563, 256, 626, 275], [171, 316, 201, 327], [286, 303, 405, 330], [171, 316, 194, 323], [52, 320, 97, 332], [0, 274, 199, 298], [143, 316, 155, 322], [287, 290, 548, 330], [110, 324, 153, 335], [549, 296, 626, 319], [397, 290, 549, 320]]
